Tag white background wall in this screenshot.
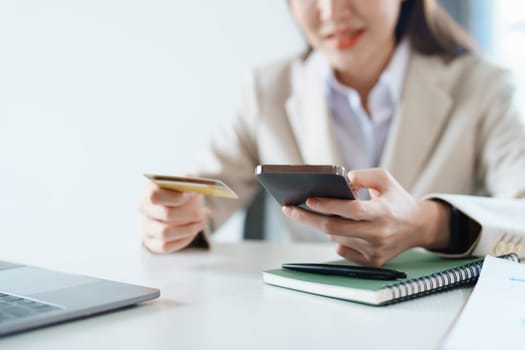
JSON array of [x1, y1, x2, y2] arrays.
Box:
[[0, 1, 304, 244], [491, 0, 525, 117]]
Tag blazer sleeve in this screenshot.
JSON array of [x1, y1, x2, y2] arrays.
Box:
[[190, 70, 263, 235], [428, 70, 525, 258]]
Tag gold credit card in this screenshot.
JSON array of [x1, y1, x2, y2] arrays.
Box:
[[144, 174, 238, 199]]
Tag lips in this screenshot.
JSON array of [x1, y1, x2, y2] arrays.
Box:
[[324, 28, 364, 50]]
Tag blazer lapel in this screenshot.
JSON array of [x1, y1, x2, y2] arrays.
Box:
[[380, 53, 453, 190], [285, 55, 344, 166]]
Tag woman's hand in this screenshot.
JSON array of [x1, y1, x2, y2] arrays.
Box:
[[139, 182, 212, 253], [282, 168, 451, 267]]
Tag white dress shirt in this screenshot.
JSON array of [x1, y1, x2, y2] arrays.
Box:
[[324, 40, 410, 174]]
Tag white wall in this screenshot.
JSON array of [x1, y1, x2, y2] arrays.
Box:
[[0, 1, 304, 243], [490, 0, 525, 118]]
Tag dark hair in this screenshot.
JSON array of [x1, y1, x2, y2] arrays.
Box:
[[396, 0, 476, 58]]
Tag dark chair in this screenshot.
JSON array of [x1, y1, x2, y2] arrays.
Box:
[[243, 189, 266, 240]]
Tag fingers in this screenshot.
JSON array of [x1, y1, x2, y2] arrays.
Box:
[[140, 217, 207, 241], [140, 187, 209, 224], [305, 197, 380, 221], [299, 168, 401, 220], [282, 206, 371, 240], [141, 216, 207, 254], [143, 234, 197, 254], [282, 205, 398, 266], [141, 199, 210, 225], [347, 168, 394, 194], [145, 182, 192, 207], [140, 183, 211, 254], [329, 235, 369, 256], [332, 238, 390, 267], [336, 243, 394, 267], [335, 244, 370, 266]]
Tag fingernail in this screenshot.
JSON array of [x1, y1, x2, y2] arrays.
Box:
[[306, 198, 317, 208], [282, 206, 291, 215]]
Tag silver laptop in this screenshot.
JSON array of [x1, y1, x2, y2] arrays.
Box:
[[0, 260, 160, 336]]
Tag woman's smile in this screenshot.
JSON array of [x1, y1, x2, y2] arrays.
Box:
[[325, 28, 365, 50]]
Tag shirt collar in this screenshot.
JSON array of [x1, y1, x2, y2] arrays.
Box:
[[380, 38, 410, 104], [322, 38, 411, 110]]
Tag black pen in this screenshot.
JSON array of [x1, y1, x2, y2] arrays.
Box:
[[282, 263, 407, 280]]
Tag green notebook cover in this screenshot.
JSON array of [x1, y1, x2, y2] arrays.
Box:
[[263, 250, 482, 306]]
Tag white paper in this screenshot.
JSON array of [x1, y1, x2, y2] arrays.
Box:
[[442, 255, 525, 349]]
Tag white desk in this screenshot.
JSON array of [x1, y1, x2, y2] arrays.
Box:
[[0, 234, 469, 349]]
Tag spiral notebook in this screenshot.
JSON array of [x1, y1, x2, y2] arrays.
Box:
[[263, 250, 519, 306]]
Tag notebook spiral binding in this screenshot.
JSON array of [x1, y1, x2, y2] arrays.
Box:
[[384, 253, 520, 304]]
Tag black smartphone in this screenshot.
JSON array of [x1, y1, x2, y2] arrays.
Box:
[[255, 164, 358, 214]]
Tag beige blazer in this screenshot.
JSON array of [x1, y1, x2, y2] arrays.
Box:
[[193, 48, 525, 258]]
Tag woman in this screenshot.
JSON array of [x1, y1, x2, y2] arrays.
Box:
[[140, 0, 525, 266]]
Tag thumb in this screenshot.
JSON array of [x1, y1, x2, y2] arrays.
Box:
[[347, 168, 393, 195]]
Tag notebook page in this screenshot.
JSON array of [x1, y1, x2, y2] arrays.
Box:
[[441, 255, 525, 349]]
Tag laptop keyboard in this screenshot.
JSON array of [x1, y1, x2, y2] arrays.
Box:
[[0, 292, 60, 323]]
